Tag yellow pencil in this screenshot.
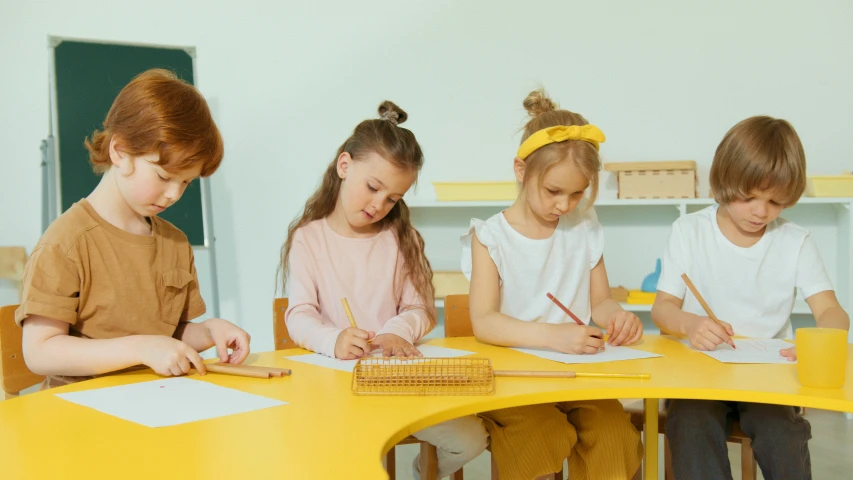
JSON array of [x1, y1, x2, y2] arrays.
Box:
[[341, 297, 372, 344], [575, 372, 651, 379], [341, 297, 357, 329], [681, 273, 736, 350], [492, 370, 650, 379]]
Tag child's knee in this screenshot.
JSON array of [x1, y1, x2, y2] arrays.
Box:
[[445, 416, 489, 459], [666, 400, 727, 438], [418, 415, 488, 460], [739, 404, 811, 441]]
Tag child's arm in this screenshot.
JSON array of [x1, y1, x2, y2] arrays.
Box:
[[779, 235, 851, 360], [468, 233, 603, 353], [171, 250, 250, 364], [589, 256, 643, 346], [780, 290, 850, 361], [808, 291, 851, 330], [651, 220, 734, 350], [21, 315, 207, 377], [373, 273, 433, 358], [651, 291, 735, 350], [285, 233, 373, 359]]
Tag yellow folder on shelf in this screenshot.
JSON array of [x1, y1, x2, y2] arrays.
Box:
[[626, 290, 656, 305]]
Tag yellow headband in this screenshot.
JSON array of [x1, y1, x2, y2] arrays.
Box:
[[516, 124, 606, 160]]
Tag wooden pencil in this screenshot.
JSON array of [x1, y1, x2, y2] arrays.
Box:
[[199, 363, 292, 378], [341, 297, 358, 329], [493, 370, 650, 379], [204, 364, 271, 378], [341, 297, 372, 344], [680, 273, 736, 349], [546, 292, 585, 326]]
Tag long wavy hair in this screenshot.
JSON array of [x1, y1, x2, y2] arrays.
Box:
[[278, 101, 436, 324]]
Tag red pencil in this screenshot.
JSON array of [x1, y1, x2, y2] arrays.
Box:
[[546, 292, 585, 326]]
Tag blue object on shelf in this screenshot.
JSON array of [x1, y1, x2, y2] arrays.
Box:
[[641, 259, 661, 293]]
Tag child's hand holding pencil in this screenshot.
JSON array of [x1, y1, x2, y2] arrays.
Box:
[[334, 328, 375, 360], [334, 298, 376, 360], [680, 274, 736, 350], [547, 324, 607, 354], [546, 293, 606, 354]]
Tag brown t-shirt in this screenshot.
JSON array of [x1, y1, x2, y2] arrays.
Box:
[[16, 199, 206, 384]]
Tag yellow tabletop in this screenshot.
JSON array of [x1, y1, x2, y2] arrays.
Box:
[[1, 335, 852, 480]]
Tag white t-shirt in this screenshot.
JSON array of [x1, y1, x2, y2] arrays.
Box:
[[657, 205, 833, 339], [460, 206, 604, 325]]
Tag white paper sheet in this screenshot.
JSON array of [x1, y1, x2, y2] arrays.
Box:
[[283, 344, 475, 373], [680, 338, 796, 364], [512, 345, 662, 364], [55, 377, 287, 427]]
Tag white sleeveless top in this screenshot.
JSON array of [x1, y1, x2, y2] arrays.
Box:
[[460, 206, 604, 325]]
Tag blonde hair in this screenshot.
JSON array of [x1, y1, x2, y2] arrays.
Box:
[[278, 101, 436, 325], [518, 89, 601, 205], [84, 69, 223, 177], [710, 116, 806, 206]]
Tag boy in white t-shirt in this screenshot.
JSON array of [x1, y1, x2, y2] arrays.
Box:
[[652, 116, 850, 480]]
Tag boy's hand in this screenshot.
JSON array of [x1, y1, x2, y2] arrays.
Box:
[[606, 310, 644, 346], [140, 336, 207, 376], [780, 346, 797, 361], [372, 334, 422, 358], [334, 328, 375, 360], [548, 324, 605, 354], [203, 318, 251, 364], [685, 316, 735, 350]]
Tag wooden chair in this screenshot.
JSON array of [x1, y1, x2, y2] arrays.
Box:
[[272, 298, 299, 350], [444, 294, 564, 480], [0, 247, 27, 299], [0, 304, 44, 399], [273, 298, 462, 480]]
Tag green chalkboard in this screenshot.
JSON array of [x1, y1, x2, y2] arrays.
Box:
[[54, 40, 205, 245]]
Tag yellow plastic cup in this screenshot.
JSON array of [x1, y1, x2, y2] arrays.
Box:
[[795, 328, 848, 389]]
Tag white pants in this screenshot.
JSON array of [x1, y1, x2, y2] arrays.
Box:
[[411, 415, 488, 479]]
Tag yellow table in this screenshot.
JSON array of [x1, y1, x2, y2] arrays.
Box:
[[1, 335, 852, 479]]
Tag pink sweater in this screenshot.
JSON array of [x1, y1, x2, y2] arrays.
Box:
[[284, 218, 434, 358]]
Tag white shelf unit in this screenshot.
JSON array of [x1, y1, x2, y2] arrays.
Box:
[[412, 197, 852, 339]]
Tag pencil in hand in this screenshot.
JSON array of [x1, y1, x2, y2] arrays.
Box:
[[680, 274, 736, 350], [546, 292, 584, 325], [546, 292, 603, 341], [341, 297, 372, 344], [341, 297, 358, 329]]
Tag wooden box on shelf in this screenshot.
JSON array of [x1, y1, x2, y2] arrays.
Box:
[[604, 161, 697, 199], [610, 286, 629, 303]]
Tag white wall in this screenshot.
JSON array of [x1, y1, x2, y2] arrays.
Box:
[[1, 0, 852, 351]]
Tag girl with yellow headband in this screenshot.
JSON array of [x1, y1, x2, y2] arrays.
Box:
[[460, 89, 643, 479]]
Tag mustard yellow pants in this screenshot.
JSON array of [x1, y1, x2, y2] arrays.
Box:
[[480, 399, 642, 480]]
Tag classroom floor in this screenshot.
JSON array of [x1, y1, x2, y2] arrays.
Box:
[[392, 408, 853, 480]]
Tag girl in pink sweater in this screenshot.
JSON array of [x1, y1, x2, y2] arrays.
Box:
[[279, 101, 487, 479]]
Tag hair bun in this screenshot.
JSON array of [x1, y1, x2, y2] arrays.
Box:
[[523, 89, 558, 117], [378, 100, 408, 125]]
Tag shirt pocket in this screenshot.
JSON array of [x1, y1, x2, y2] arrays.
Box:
[[159, 269, 194, 326]]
